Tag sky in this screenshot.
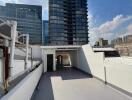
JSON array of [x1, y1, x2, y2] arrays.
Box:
[[0, 0, 132, 45], [88, 0, 132, 45]]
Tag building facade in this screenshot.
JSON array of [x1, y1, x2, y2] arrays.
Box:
[[111, 35, 132, 56], [115, 43, 132, 56], [94, 38, 108, 47], [43, 20, 49, 45], [111, 38, 123, 45], [123, 35, 132, 43], [49, 0, 88, 45], [0, 3, 42, 44]]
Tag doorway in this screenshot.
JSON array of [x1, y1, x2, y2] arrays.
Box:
[[56, 55, 63, 67], [47, 54, 53, 72]]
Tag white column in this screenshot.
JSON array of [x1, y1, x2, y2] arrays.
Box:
[[44, 54, 47, 73], [9, 21, 17, 76], [77, 49, 79, 68], [53, 50, 56, 71], [25, 34, 29, 70]]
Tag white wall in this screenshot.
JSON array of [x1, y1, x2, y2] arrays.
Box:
[[77, 44, 105, 81], [14, 47, 31, 58], [69, 51, 78, 67], [1, 64, 43, 100], [10, 60, 40, 82], [11, 60, 31, 77], [105, 57, 132, 94], [32, 46, 42, 60], [11, 60, 25, 76], [77, 44, 132, 94], [105, 62, 132, 94]]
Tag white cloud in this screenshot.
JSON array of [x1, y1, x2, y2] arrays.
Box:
[[119, 24, 132, 37], [88, 12, 93, 21], [0, 0, 43, 5], [126, 24, 132, 36], [127, 24, 132, 32], [91, 15, 132, 34], [89, 15, 132, 45], [0, 0, 18, 5]]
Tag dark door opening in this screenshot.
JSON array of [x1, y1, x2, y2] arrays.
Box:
[[56, 55, 63, 67], [56, 55, 63, 70], [0, 46, 9, 82], [47, 54, 53, 72]]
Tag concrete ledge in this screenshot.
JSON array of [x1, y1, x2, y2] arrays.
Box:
[[1, 64, 43, 100], [107, 82, 132, 98]]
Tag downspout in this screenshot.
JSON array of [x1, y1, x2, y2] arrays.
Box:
[[3, 39, 9, 94]]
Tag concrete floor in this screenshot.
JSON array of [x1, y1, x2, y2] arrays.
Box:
[[32, 68, 132, 100]]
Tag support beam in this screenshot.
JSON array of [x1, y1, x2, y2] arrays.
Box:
[[17, 34, 29, 70]]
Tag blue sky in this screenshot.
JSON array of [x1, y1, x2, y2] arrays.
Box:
[[0, 0, 132, 45], [89, 0, 132, 45], [89, 0, 132, 26]]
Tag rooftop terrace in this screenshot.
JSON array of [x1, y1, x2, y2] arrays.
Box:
[[32, 68, 131, 100]]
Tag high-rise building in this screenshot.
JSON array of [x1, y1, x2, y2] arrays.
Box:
[[43, 20, 49, 45], [0, 3, 42, 44], [49, 0, 88, 45]]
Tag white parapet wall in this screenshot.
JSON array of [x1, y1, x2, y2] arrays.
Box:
[[11, 60, 39, 77], [77, 44, 132, 94], [1, 64, 43, 100], [77, 44, 105, 81], [104, 60, 132, 94]]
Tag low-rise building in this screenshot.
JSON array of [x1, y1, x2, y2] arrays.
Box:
[[115, 43, 132, 56], [111, 35, 132, 56], [123, 35, 132, 43], [94, 38, 108, 47]]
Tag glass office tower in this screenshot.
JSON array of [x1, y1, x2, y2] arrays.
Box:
[[0, 3, 42, 44], [49, 0, 88, 45], [43, 20, 49, 45]]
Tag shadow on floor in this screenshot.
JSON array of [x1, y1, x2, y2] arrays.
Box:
[[31, 73, 55, 100], [31, 68, 92, 100], [53, 67, 93, 80]]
